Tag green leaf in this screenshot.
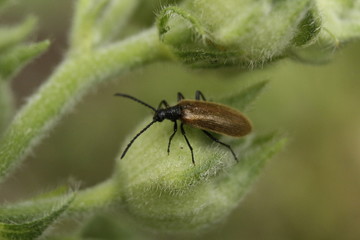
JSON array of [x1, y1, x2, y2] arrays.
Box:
[[291, 0, 360, 63], [95, 0, 140, 45], [70, 0, 143, 51], [291, 7, 322, 47], [226, 133, 286, 202], [69, 0, 109, 52], [0, 190, 76, 240], [290, 29, 339, 64], [0, 180, 120, 239], [0, 16, 37, 53], [219, 80, 269, 111], [0, 40, 50, 80], [0, 39, 49, 133], [70, 0, 142, 50]]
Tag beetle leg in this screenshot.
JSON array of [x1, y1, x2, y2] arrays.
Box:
[[202, 130, 238, 162], [180, 123, 195, 165], [177, 92, 185, 101], [195, 90, 207, 101], [167, 120, 178, 155], [157, 100, 169, 109]]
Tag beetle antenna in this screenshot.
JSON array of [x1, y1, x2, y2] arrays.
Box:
[[114, 93, 157, 112], [121, 120, 157, 159]]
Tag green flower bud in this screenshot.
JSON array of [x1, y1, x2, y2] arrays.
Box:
[[157, 0, 321, 67], [114, 92, 285, 232], [157, 0, 360, 67]]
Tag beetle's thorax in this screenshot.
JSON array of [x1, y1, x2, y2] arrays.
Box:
[[153, 105, 182, 122]]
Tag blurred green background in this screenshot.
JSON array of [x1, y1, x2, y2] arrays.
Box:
[[1, 1, 360, 239]]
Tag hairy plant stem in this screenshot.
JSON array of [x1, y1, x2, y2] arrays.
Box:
[[0, 27, 168, 181], [69, 178, 120, 214]]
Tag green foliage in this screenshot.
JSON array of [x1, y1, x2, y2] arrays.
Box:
[[219, 80, 269, 111], [0, 13, 48, 135], [157, 0, 360, 67], [0, 16, 37, 52], [69, 0, 140, 53], [0, 0, 359, 238], [0, 40, 50, 80], [292, 0, 360, 63], [0, 1, 166, 181], [0, 189, 76, 240]]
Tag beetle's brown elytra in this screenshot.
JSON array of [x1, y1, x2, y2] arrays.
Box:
[[179, 100, 252, 137], [115, 91, 252, 165]]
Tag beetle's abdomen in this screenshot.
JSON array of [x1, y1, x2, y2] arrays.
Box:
[[178, 100, 252, 137]]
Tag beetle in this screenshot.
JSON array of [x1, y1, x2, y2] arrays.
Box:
[[115, 91, 252, 165]]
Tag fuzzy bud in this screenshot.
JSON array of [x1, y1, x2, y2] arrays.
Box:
[[114, 116, 284, 232]]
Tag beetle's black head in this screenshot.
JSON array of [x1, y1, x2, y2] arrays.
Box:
[[153, 109, 166, 122]]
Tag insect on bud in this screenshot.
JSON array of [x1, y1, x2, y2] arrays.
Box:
[[113, 88, 284, 232], [114, 120, 243, 231], [113, 119, 285, 233]]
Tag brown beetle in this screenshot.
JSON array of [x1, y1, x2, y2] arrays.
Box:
[[115, 91, 252, 165]]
